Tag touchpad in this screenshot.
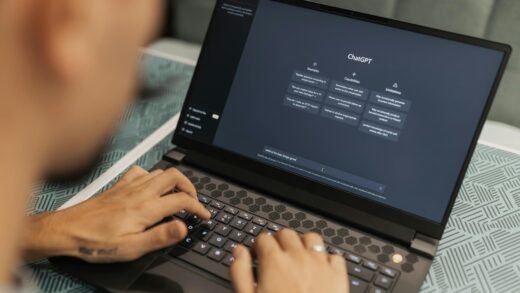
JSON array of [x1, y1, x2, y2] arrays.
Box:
[[125, 257, 232, 293]]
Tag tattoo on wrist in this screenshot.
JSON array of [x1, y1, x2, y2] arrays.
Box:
[[78, 246, 118, 256]]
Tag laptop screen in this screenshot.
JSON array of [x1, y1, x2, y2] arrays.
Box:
[[176, 0, 506, 223]]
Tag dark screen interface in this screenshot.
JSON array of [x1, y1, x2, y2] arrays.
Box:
[[178, 0, 504, 223]]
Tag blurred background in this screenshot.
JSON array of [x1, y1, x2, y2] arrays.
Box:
[[151, 0, 520, 149]]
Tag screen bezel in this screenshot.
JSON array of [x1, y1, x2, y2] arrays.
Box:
[[172, 0, 511, 239]]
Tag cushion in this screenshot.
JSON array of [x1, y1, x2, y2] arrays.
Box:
[[488, 69, 520, 127], [394, 0, 495, 38], [486, 0, 520, 70]]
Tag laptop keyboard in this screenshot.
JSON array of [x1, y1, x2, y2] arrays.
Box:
[[167, 194, 399, 293]]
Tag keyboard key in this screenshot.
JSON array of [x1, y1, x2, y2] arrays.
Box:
[[208, 248, 225, 262], [186, 223, 197, 234], [209, 235, 226, 248], [245, 223, 262, 236], [262, 230, 274, 236], [200, 231, 211, 242], [186, 214, 201, 225], [224, 206, 239, 215], [210, 201, 225, 210], [180, 236, 195, 248], [267, 222, 282, 232], [216, 212, 233, 224], [345, 253, 362, 264], [252, 217, 267, 226], [380, 267, 397, 278], [238, 211, 253, 221], [349, 277, 368, 293], [197, 194, 211, 205], [224, 241, 239, 253], [229, 230, 247, 242], [244, 236, 256, 247], [198, 195, 211, 204], [207, 207, 219, 218], [175, 209, 188, 219], [230, 218, 248, 230], [374, 275, 393, 290], [363, 260, 378, 271], [202, 219, 217, 230], [215, 224, 231, 236], [348, 263, 375, 282], [193, 227, 211, 241], [193, 242, 211, 255], [202, 232, 212, 242], [328, 246, 343, 255], [369, 287, 386, 293], [223, 255, 235, 266]]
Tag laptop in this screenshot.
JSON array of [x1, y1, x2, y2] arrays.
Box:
[[51, 0, 511, 292]]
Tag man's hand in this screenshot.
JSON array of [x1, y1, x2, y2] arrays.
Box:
[[230, 230, 349, 293], [23, 166, 210, 263]]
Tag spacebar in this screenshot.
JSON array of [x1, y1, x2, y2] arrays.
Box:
[[169, 246, 231, 282]]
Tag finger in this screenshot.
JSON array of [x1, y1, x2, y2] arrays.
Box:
[[148, 192, 210, 221], [131, 169, 164, 186], [275, 229, 304, 251], [230, 245, 255, 293], [123, 220, 188, 259], [301, 233, 327, 260], [169, 168, 197, 198], [329, 254, 348, 277], [254, 232, 281, 259], [114, 170, 163, 193], [113, 166, 148, 188], [144, 168, 197, 198]]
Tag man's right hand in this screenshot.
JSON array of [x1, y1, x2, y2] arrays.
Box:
[[24, 166, 210, 263], [230, 229, 349, 293]]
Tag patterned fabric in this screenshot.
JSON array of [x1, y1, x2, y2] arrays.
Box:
[[422, 145, 520, 293], [27, 54, 520, 293]]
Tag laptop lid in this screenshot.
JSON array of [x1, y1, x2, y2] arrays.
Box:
[[172, 0, 511, 240]]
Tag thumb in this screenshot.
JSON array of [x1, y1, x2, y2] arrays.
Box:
[[230, 245, 255, 293], [124, 220, 188, 259]]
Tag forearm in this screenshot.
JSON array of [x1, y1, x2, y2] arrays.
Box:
[[22, 213, 79, 263], [0, 239, 16, 286], [0, 184, 28, 286], [0, 105, 60, 283], [0, 220, 17, 285]]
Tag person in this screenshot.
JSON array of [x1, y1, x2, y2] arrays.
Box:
[[0, 0, 349, 292]]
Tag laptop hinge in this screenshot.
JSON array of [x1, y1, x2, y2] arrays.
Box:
[[164, 148, 187, 164], [410, 233, 438, 259]]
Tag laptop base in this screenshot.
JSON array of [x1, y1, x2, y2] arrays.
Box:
[[52, 159, 433, 292]]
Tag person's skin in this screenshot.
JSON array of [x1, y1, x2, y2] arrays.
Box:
[[0, 0, 169, 281], [0, 0, 349, 292], [22, 166, 211, 263], [232, 231, 349, 293]]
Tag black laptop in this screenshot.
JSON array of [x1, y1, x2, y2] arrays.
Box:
[[52, 0, 511, 292]]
